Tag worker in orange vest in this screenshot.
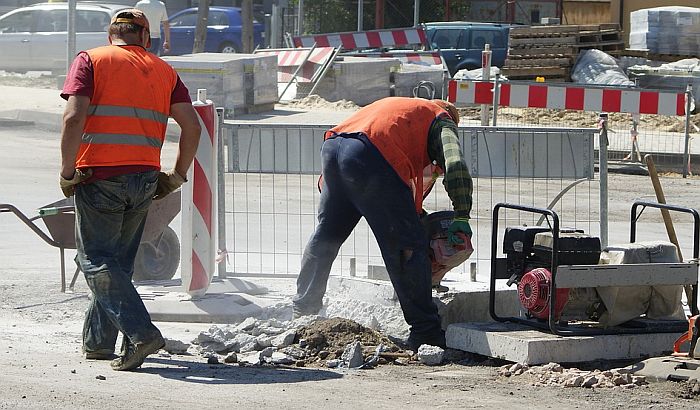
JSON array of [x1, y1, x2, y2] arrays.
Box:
[[59, 9, 201, 371], [293, 97, 473, 351]]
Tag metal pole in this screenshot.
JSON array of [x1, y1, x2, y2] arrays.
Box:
[[491, 73, 500, 126], [297, 0, 304, 35], [683, 84, 693, 178], [598, 113, 609, 249], [414, 0, 420, 27], [216, 107, 227, 279], [357, 0, 364, 31], [66, 0, 77, 75], [480, 43, 492, 126], [270, 4, 280, 48]]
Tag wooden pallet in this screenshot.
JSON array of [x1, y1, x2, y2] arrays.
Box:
[[509, 23, 621, 38], [500, 66, 569, 77], [508, 46, 578, 57], [504, 58, 572, 68]]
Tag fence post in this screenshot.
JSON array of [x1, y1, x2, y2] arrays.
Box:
[[598, 112, 609, 249], [683, 84, 693, 178], [216, 107, 227, 279], [491, 73, 500, 126], [480, 44, 492, 126]]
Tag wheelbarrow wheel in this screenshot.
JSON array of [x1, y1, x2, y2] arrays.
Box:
[[132, 226, 180, 281]]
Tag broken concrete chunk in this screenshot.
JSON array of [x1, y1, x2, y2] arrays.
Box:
[[256, 335, 274, 349], [235, 317, 257, 332], [224, 352, 238, 363], [270, 352, 295, 365], [340, 341, 364, 368], [564, 376, 584, 387], [163, 338, 190, 355], [417, 344, 444, 366], [260, 347, 275, 358], [326, 359, 341, 368], [281, 346, 308, 360], [272, 329, 297, 348], [582, 375, 598, 388], [238, 352, 261, 365]]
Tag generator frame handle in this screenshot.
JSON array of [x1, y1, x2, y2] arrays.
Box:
[[630, 201, 700, 316], [490, 203, 562, 334]]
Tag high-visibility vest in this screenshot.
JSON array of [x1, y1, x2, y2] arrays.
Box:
[[325, 97, 451, 213], [75, 45, 177, 168]]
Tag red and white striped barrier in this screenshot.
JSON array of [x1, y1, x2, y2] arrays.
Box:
[[255, 47, 336, 83], [342, 51, 443, 66], [292, 27, 427, 50], [181, 89, 218, 298], [448, 80, 686, 116]]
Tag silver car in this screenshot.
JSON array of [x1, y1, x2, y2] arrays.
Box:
[[0, 2, 128, 72]]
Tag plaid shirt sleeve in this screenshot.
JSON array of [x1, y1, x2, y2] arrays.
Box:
[[427, 118, 473, 219]]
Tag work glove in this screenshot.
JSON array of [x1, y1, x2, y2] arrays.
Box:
[[59, 168, 92, 198], [153, 169, 187, 200], [447, 217, 472, 245]]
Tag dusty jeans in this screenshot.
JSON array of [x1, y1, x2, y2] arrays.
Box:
[[293, 135, 443, 342], [75, 171, 162, 354]]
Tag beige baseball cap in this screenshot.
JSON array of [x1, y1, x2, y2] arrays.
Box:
[[110, 9, 151, 48]]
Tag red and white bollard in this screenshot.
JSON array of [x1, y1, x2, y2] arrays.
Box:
[[181, 89, 218, 298]]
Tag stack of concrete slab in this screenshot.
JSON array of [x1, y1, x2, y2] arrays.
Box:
[[297, 56, 399, 106], [162, 53, 277, 115], [629, 6, 700, 56], [391, 64, 445, 99]]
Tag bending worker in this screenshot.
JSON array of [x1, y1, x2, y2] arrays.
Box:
[[293, 97, 473, 350], [59, 9, 201, 371]]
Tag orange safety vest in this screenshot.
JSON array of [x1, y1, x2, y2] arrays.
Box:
[[75, 45, 178, 168], [325, 97, 452, 213]]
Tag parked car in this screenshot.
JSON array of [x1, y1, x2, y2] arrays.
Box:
[[0, 2, 128, 72], [167, 7, 264, 55], [424, 22, 510, 76]]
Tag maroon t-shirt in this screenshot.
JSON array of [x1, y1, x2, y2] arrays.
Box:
[[61, 51, 192, 182]]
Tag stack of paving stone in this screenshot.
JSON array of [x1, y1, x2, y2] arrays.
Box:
[[503, 23, 624, 81], [629, 6, 700, 57]]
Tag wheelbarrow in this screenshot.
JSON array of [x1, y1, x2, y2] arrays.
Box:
[[0, 191, 182, 292]]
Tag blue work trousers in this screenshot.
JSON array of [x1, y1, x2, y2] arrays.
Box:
[[294, 136, 442, 340], [75, 171, 162, 354]]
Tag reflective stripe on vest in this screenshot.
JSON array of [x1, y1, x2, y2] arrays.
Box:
[[326, 97, 450, 213], [82, 132, 164, 148], [88, 104, 169, 125]]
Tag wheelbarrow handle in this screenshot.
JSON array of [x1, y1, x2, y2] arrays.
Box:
[[38, 206, 74, 217]]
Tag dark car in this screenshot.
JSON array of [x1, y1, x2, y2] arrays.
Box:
[[167, 6, 264, 55], [424, 22, 510, 76]]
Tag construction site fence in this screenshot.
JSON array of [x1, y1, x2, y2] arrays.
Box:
[[219, 122, 599, 278], [448, 79, 696, 175]]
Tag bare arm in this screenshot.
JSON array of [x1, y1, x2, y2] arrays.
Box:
[[60, 95, 90, 178], [169, 102, 201, 178], [162, 20, 170, 51]]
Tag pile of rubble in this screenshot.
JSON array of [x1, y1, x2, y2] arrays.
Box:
[[499, 362, 648, 389], [163, 314, 458, 369]]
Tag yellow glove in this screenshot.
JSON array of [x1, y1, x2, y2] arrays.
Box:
[[59, 169, 92, 197], [153, 169, 187, 200]]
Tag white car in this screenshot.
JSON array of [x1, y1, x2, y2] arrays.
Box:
[[0, 2, 128, 72]]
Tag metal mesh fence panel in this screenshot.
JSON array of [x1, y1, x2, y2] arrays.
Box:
[[223, 122, 598, 278]]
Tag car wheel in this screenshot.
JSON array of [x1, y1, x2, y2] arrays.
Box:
[[218, 42, 238, 53], [132, 226, 180, 282]]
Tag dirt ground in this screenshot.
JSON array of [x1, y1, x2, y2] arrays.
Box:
[[1, 74, 700, 408]]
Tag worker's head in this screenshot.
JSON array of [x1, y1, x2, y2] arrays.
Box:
[[108, 9, 151, 49], [433, 100, 460, 125]]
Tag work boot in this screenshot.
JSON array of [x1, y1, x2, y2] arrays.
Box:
[[407, 330, 446, 352], [292, 303, 320, 320], [110, 336, 165, 371]]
